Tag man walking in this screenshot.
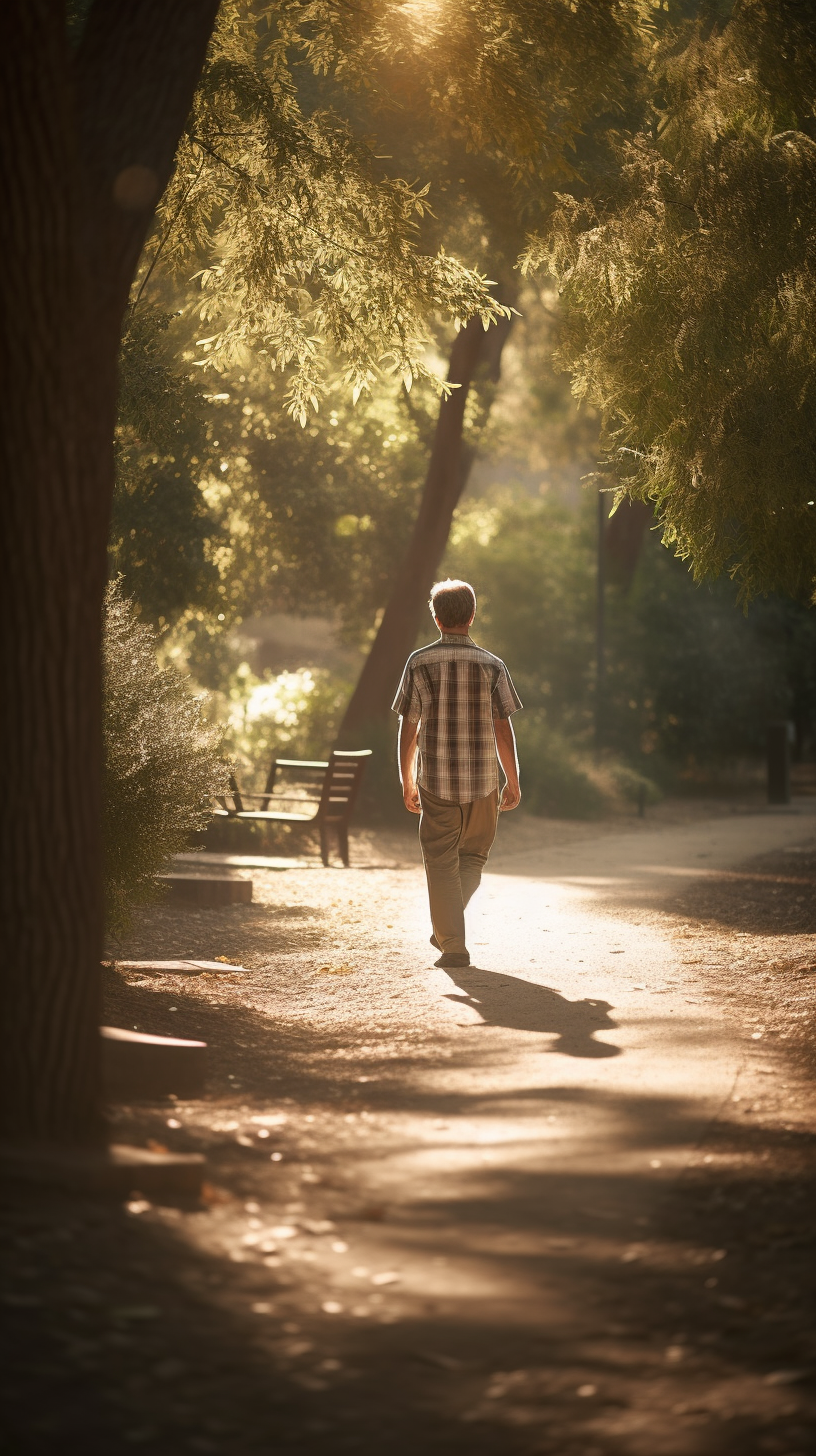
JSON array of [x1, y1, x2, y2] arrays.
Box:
[[392, 578, 522, 969]]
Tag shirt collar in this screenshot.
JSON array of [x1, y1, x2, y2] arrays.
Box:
[[439, 632, 473, 643]]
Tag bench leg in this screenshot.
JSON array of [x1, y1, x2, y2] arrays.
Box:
[[319, 825, 330, 867], [338, 825, 350, 868]]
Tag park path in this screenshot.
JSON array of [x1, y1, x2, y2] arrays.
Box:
[[6, 802, 816, 1453], [88, 798, 816, 1454]]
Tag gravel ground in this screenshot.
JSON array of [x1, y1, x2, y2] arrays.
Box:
[[2, 801, 816, 1455]]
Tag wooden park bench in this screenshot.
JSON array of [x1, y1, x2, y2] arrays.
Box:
[[213, 748, 372, 866]]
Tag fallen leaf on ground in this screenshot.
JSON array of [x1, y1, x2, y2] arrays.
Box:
[[319, 963, 355, 975], [199, 1183, 232, 1205]]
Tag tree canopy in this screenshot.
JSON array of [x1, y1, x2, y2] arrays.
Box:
[[524, 0, 816, 603]]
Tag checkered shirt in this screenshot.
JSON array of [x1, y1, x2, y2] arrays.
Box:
[[391, 633, 522, 803]]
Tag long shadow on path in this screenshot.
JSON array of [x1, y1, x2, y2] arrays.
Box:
[[441, 966, 621, 1058]]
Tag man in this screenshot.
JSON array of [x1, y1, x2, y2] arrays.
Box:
[[392, 578, 522, 969]]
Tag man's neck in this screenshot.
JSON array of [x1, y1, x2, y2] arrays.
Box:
[[435, 618, 474, 638]]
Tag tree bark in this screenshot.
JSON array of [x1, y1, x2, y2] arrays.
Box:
[[604, 498, 652, 592], [337, 297, 516, 739], [0, 0, 218, 1144]]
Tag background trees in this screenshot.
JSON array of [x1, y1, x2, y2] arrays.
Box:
[[524, 0, 816, 602]]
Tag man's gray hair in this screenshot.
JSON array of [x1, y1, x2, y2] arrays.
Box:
[[429, 579, 476, 628]]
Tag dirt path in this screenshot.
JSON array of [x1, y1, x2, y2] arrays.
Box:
[[3, 800, 816, 1454]]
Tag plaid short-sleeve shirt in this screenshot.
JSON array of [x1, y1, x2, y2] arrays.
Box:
[[391, 633, 522, 802]]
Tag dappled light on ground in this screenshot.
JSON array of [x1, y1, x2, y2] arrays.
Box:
[[4, 804, 816, 1452]]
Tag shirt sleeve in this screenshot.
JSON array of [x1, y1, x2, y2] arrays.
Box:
[[391, 662, 421, 721], [491, 665, 523, 720]]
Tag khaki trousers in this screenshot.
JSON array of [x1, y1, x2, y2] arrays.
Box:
[[418, 786, 499, 957]]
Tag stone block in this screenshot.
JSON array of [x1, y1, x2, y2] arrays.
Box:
[[158, 875, 252, 907], [101, 1026, 207, 1100], [0, 1141, 205, 1196]]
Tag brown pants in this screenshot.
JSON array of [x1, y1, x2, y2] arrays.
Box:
[[418, 786, 499, 957]]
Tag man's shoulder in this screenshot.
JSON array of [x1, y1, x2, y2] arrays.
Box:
[[404, 638, 509, 671], [468, 642, 509, 672], [403, 638, 444, 667]]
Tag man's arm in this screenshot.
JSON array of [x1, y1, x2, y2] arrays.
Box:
[[495, 717, 521, 811], [398, 715, 421, 814]]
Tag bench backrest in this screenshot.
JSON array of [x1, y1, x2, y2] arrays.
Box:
[[315, 749, 372, 824], [256, 749, 372, 824]]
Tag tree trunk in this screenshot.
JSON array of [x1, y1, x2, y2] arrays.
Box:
[[604, 498, 652, 592], [0, 0, 218, 1145], [337, 297, 516, 739]]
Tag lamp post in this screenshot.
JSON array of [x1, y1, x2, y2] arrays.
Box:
[[595, 487, 606, 756]]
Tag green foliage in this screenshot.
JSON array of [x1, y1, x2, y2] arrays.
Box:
[[606, 536, 816, 767], [523, 0, 816, 602], [513, 714, 609, 818], [113, 305, 224, 626], [103, 581, 228, 935], [202, 364, 432, 645], [292, 0, 646, 190], [444, 493, 596, 737], [443, 488, 816, 802], [115, 0, 648, 659], [215, 663, 349, 788], [608, 763, 662, 807], [142, 0, 513, 423]]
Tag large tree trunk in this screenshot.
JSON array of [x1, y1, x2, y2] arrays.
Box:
[[0, 0, 218, 1145], [338, 298, 515, 739]]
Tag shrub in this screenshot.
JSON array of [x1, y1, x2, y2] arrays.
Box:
[[608, 763, 662, 809], [104, 580, 228, 934], [514, 714, 608, 819]]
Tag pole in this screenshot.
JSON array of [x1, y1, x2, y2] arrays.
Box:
[[766, 721, 792, 804], [595, 488, 606, 756]]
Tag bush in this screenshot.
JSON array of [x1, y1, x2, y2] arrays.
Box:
[[608, 763, 662, 809], [104, 581, 228, 934], [514, 714, 608, 819]]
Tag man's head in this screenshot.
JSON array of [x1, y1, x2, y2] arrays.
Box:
[[429, 578, 476, 631]]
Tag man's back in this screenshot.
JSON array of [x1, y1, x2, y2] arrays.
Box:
[[392, 631, 521, 803]]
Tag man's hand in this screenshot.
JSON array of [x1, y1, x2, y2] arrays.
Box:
[[495, 717, 521, 812], [500, 781, 521, 812], [403, 780, 421, 814]]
